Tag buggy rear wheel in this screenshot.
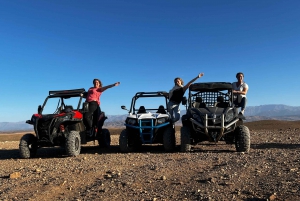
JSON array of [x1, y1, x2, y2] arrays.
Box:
[[180, 126, 191, 152], [98, 128, 111, 148], [65, 130, 81, 156], [163, 126, 175, 152], [235, 125, 250, 152], [19, 133, 38, 159]]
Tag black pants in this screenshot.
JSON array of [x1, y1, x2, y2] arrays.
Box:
[[83, 101, 101, 131]]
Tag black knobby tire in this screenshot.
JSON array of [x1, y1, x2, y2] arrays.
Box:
[[235, 125, 250, 152], [119, 129, 135, 153], [181, 126, 191, 152], [65, 130, 81, 156], [98, 128, 111, 148], [163, 126, 176, 152], [19, 133, 38, 159]]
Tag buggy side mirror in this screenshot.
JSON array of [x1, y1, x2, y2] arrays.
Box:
[[121, 105, 127, 110], [38, 105, 42, 115], [181, 96, 187, 105]]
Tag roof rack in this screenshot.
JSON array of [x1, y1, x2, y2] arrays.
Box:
[[134, 91, 168, 98], [49, 88, 86, 96], [190, 82, 232, 91]]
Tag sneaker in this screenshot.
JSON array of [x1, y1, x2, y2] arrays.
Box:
[[238, 111, 246, 120], [239, 110, 244, 115]]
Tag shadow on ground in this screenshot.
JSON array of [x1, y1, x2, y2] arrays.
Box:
[[251, 143, 300, 150], [0, 145, 178, 160]]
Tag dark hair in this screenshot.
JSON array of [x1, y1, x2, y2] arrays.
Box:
[[93, 79, 102, 87], [236, 72, 244, 78], [174, 77, 184, 85]]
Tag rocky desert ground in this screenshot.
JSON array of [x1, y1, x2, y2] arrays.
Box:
[[0, 120, 299, 201]]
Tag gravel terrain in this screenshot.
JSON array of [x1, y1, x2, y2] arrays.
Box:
[[0, 120, 299, 201]]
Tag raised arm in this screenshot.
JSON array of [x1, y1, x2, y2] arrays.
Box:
[[98, 82, 120, 92], [183, 73, 204, 92]]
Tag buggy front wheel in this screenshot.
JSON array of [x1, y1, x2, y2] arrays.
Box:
[[180, 126, 191, 152], [98, 128, 111, 148], [235, 125, 250, 152], [19, 133, 38, 159], [163, 126, 176, 152], [119, 129, 137, 153], [65, 130, 81, 156]]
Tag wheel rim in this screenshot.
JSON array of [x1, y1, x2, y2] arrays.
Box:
[[75, 137, 80, 151]]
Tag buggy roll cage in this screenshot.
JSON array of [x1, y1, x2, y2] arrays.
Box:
[[38, 88, 86, 114], [127, 91, 168, 114], [185, 82, 234, 108]]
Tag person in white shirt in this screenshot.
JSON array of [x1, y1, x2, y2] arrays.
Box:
[[232, 72, 249, 115]]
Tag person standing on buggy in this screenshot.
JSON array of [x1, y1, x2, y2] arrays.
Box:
[[232, 72, 249, 116], [84, 78, 120, 136], [165, 73, 204, 123]]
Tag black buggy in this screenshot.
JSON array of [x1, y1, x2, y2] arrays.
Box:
[[119, 91, 176, 152], [180, 82, 250, 152], [19, 88, 111, 158]]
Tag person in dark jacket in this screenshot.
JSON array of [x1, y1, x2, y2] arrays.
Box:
[[165, 73, 204, 123]]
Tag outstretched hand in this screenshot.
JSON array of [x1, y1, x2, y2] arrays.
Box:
[[184, 73, 204, 92], [198, 73, 204, 78], [115, 82, 120, 86]]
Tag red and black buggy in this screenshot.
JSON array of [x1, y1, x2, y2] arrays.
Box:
[[19, 88, 110, 158]]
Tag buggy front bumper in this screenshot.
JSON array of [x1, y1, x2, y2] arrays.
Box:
[[190, 114, 239, 142]]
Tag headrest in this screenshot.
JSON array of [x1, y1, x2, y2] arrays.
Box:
[[195, 97, 202, 102], [217, 96, 224, 102]]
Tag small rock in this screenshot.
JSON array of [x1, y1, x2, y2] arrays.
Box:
[[35, 168, 41, 173], [104, 174, 112, 179], [209, 177, 217, 183], [9, 172, 21, 179], [161, 176, 166, 180], [269, 194, 276, 201]]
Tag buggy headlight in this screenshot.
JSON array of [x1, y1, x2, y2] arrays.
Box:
[[63, 115, 71, 120], [225, 109, 234, 122], [157, 118, 166, 124], [192, 113, 202, 122], [127, 118, 137, 125]]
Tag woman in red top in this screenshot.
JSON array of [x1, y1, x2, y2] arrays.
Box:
[[84, 78, 120, 134]]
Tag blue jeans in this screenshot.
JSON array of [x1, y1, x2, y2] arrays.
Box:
[[167, 101, 180, 123], [234, 97, 247, 111]]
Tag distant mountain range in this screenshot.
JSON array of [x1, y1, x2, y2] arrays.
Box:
[[1, 104, 300, 132], [244, 104, 300, 117]]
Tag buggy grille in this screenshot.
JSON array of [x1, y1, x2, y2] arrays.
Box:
[[138, 119, 154, 143], [37, 118, 53, 137]]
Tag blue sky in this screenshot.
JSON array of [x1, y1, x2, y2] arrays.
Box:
[[1, 0, 300, 122]]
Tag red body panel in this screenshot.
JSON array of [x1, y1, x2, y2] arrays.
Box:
[[54, 110, 83, 119]]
